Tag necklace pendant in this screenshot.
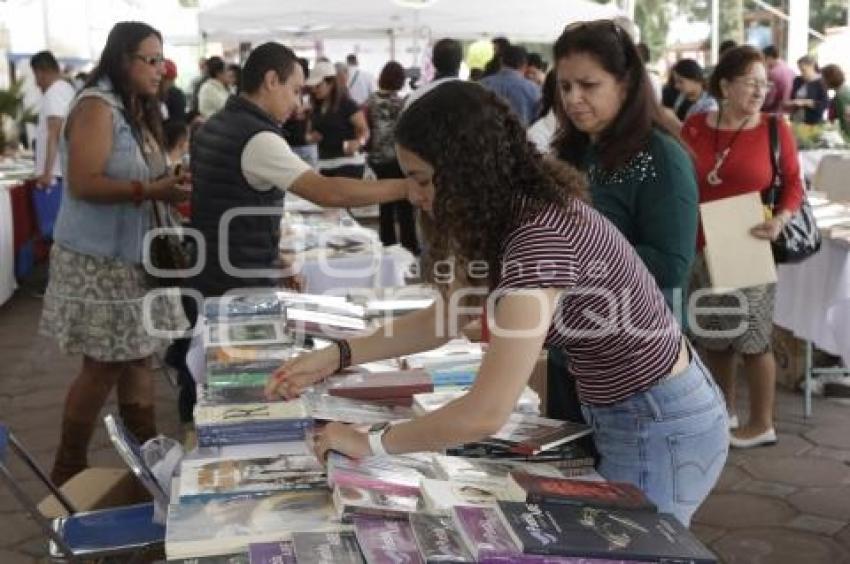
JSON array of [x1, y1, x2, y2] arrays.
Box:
[[707, 169, 722, 186]]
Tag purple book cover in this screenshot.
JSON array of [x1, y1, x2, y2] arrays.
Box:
[[353, 516, 424, 564], [480, 556, 641, 563], [248, 541, 296, 564], [451, 506, 520, 560], [480, 557, 641, 563]]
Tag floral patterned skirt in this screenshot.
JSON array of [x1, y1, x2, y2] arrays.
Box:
[[688, 253, 776, 355], [39, 244, 188, 362]]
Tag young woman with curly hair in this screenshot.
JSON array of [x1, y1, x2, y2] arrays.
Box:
[[265, 81, 728, 526]]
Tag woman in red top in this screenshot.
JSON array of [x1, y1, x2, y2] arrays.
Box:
[[681, 46, 803, 449]]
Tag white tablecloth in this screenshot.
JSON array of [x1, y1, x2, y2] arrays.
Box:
[[799, 149, 849, 182], [0, 183, 17, 306], [774, 236, 850, 367], [295, 245, 415, 295]]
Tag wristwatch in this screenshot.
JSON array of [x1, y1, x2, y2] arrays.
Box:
[[367, 422, 391, 456]]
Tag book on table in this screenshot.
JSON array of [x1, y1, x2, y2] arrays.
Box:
[[486, 414, 593, 455], [445, 441, 596, 470], [326, 452, 441, 497], [206, 343, 300, 364], [496, 501, 717, 563], [200, 384, 270, 406], [285, 308, 369, 338], [353, 515, 424, 564], [247, 541, 295, 564], [302, 392, 413, 425], [193, 400, 313, 447], [413, 386, 540, 416], [194, 399, 310, 427], [292, 531, 364, 564], [434, 454, 566, 485], [171, 553, 252, 563], [505, 472, 655, 511], [325, 369, 433, 402], [332, 484, 421, 521], [205, 319, 290, 347], [165, 490, 343, 560], [451, 505, 521, 561], [421, 478, 520, 511], [178, 453, 326, 501], [408, 512, 475, 564], [203, 294, 284, 320]]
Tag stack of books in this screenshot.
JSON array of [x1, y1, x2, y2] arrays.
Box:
[[193, 400, 313, 447], [324, 369, 433, 407]]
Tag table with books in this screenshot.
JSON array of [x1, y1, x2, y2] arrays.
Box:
[[145, 291, 721, 563], [279, 199, 415, 294]]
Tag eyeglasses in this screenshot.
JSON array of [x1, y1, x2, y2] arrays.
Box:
[[133, 54, 165, 67], [734, 78, 770, 91]]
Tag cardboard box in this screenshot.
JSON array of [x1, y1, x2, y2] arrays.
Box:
[[38, 467, 151, 518], [772, 325, 805, 391]]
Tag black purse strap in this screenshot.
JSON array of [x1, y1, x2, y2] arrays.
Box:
[[766, 115, 782, 208]]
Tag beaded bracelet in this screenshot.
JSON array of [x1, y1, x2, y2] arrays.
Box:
[[337, 339, 352, 372]]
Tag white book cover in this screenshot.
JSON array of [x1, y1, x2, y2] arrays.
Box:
[[332, 484, 420, 520], [179, 454, 325, 500], [700, 192, 778, 291], [285, 308, 368, 330], [303, 393, 412, 425], [413, 387, 540, 416], [165, 491, 345, 560], [434, 455, 565, 485], [421, 478, 521, 512], [190, 440, 311, 463], [402, 340, 484, 370], [194, 399, 308, 427], [205, 320, 288, 347]]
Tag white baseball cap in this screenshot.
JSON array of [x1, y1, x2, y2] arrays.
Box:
[[305, 61, 337, 86]]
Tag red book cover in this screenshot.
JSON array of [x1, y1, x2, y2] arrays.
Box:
[[507, 472, 655, 511], [327, 370, 433, 400]]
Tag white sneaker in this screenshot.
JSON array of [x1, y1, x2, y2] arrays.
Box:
[[730, 428, 777, 449], [728, 414, 739, 430]]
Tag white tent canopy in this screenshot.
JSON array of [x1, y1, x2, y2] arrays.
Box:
[[198, 0, 623, 43]]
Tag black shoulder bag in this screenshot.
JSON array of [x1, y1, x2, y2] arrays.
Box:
[[764, 115, 822, 263], [122, 110, 192, 286]]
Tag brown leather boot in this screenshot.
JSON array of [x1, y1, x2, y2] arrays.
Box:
[[50, 419, 96, 486], [119, 403, 157, 444]]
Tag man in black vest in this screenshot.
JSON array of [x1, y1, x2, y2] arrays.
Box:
[[178, 42, 410, 425], [191, 41, 410, 299]]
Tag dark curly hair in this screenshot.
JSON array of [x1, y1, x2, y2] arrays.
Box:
[[395, 81, 587, 295]]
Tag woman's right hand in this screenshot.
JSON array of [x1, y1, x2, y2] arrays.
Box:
[[264, 345, 341, 400], [146, 173, 191, 203]]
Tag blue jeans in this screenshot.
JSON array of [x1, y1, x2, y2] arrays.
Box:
[[581, 346, 729, 526]]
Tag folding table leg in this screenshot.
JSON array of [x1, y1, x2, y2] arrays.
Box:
[[804, 340, 813, 418]]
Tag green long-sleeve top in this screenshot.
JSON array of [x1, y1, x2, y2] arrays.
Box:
[[584, 128, 698, 307]]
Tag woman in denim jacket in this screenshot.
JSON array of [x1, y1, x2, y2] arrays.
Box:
[[40, 22, 189, 484]]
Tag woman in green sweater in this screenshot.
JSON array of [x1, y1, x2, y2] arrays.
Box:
[[546, 20, 699, 421]]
